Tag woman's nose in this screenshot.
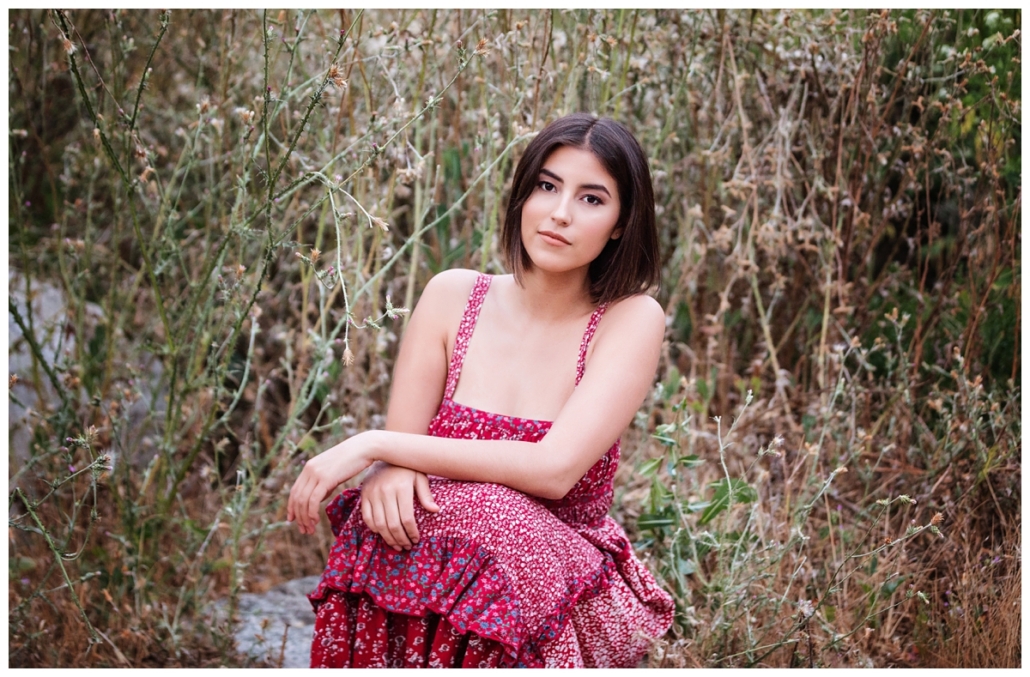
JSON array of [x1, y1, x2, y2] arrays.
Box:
[[551, 196, 572, 225]]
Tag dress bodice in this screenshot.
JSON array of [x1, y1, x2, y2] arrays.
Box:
[[425, 274, 618, 527]]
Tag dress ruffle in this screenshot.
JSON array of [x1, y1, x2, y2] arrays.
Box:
[[309, 487, 629, 667]]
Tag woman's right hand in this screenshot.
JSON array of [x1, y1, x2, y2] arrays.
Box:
[[360, 462, 440, 551]]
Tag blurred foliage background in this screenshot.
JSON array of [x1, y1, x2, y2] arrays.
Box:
[[8, 8, 1020, 667]]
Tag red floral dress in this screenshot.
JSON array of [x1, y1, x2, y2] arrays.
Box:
[[309, 274, 674, 668]]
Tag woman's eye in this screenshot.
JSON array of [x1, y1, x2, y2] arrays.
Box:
[[584, 194, 603, 206], [538, 180, 556, 192]]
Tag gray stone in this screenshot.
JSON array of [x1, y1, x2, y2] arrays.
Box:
[[8, 271, 100, 461], [8, 271, 164, 472], [208, 575, 320, 668]]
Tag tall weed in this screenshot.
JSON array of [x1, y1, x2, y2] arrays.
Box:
[[8, 9, 1019, 667]]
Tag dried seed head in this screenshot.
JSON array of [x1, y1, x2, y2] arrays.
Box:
[[62, 38, 76, 55], [139, 166, 155, 182], [930, 512, 944, 526], [371, 216, 389, 232], [328, 64, 347, 89], [797, 599, 815, 618], [343, 347, 355, 367], [235, 107, 256, 125], [310, 248, 321, 262], [198, 97, 211, 114], [9, 374, 19, 388]]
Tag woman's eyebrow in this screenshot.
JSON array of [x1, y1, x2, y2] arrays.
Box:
[[539, 168, 612, 197]]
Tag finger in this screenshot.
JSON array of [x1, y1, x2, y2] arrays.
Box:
[[288, 472, 309, 528], [296, 471, 318, 531], [361, 494, 376, 534], [368, 499, 393, 548], [414, 473, 440, 513], [296, 476, 311, 532], [306, 482, 324, 534], [382, 496, 411, 551], [398, 488, 420, 545]]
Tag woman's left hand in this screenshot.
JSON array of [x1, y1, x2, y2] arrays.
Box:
[[288, 432, 378, 534]]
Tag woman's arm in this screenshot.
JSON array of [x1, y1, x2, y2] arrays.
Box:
[[289, 292, 665, 533], [358, 269, 478, 548], [382, 268, 478, 433]]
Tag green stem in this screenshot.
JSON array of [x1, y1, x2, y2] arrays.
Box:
[[8, 299, 73, 413], [126, 11, 170, 143], [14, 488, 100, 643]]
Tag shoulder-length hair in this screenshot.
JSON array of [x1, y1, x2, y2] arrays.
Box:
[[502, 113, 661, 305]]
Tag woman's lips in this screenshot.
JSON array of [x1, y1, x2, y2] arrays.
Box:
[[539, 230, 571, 245]]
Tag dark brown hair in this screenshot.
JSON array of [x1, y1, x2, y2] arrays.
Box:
[[502, 113, 661, 305]]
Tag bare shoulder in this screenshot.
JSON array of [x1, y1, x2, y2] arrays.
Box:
[[408, 269, 482, 334], [602, 294, 666, 336], [417, 268, 479, 309], [421, 268, 480, 299]]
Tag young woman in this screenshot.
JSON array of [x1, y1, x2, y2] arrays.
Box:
[[288, 113, 675, 667]]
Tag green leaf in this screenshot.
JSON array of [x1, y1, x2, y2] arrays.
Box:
[[652, 433, 678, 448], [638, 512, 676, 530], [678, 455, 706, 468], [649, 476, 673, 504], [662, 367, 681, 400], [699, 477, 757, 525], [880, 575, 905, 599], [696, 377, 709, 401], [639, 457, 663, 477]]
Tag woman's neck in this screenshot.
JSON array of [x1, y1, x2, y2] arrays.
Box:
[[511, 266, 595, 322]]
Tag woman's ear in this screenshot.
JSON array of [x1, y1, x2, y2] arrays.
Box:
[[611, 228, 623, 241]]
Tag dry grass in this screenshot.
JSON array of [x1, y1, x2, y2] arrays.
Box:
[[8, 8, 1020, 667]]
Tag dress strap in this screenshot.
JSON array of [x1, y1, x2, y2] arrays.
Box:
[[575, 303, 609, 386], [444, 274, 492, 399]]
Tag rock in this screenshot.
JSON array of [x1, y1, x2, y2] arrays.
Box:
[[208, 575, 320, 668], [8, 271, 164, 471], [8, 271, 101, 462]]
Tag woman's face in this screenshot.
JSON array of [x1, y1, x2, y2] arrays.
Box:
[[520, 145, 621, 277]]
